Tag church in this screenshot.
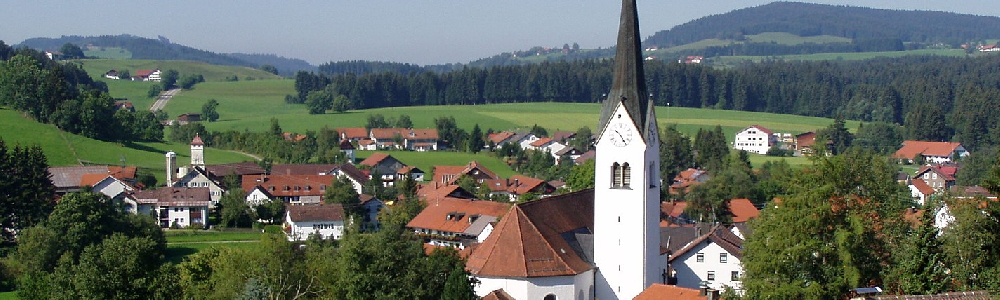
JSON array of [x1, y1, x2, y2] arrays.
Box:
[[465, 0, 666, 299]]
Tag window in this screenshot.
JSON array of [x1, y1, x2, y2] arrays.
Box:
[[732, 271, 740, 281], [612, 163, 622, 188], [621, 163, 631, 188], [720, 253, 728, 263], [544, 294, 557, 300], [696, 252, 704, 262], [707, 271, 715, 281]]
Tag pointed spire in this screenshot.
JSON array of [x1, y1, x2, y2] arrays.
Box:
[[598, 0, 652, 139]]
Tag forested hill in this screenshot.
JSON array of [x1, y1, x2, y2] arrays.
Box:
[[645, 2, 1000, 47], [16, 35, 314, 75]]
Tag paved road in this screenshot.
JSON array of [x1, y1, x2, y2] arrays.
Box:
[[150, 88, 181, 111]]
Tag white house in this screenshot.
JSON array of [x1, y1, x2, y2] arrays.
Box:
[[360, 194, 384, 231], [733, 125, 776, 154], [285, 204, 346, 241], [668, 226, 745, 294], [893, 141, 969, 164], [132, 187, 212, 228]]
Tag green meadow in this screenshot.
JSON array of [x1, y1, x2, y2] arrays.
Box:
[[83, 47, 132, 59], [0, 109, 256, 184], [357, 150, 517, 179]]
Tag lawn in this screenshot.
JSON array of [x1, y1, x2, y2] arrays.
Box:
[[747, 153, 814, 169], [102, 78, 160, 110], [165, 230, 264, 243], [165, 241, 261, 264], [0, 109, 256, 184], [0, 292, 16, 300], [357, 150, 517, 180]]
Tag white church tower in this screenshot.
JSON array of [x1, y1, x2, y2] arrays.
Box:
[[593, 0, 662, 299], [190, 134, 205, 167]]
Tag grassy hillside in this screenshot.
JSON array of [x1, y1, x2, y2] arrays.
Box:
[[73, 59, 282, 82], [712, 48, 968, 66], [357, 150, 517, 179], [0, 109, 256, 184], [84, 47, 132, 59]]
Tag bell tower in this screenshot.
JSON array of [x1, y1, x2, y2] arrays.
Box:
[[190, 134, 205, 167], [593, 0, 661, 299]]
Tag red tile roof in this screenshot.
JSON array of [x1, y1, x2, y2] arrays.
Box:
[[416, 183, 476, 202], [370, 128, 439, 140], [483, 175, 551, 195], [132, 187, 212, 207], [728, 198, 760, 223], [406, 198, 511, 234], [634, 284, 708, 300], [912, 179, 936, 196], [287, 204, 344, 222], [270, 164, 341, 176], [79, 173, 110, 187], [894, 141, 963, 160], [482, 289, 517, 300], [466, 189, 594, 278], [917, 166, 956, 181], [241, 175, 334, 198], [335, 127, 368, 140], [661, 201, 688, 218], [488, 132, 515, 144], [433, 161, 499, 184], [742, 125, 773, 135], [134, 69, 154, 77], [529, 137, 553, 148], [359, 153, 391, 167], [206, 162, 267, 178]]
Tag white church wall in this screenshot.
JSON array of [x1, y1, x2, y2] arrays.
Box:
[[475, 270, 593, 300]]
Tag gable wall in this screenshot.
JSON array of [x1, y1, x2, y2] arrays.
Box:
[[672, 241, 743, 293]]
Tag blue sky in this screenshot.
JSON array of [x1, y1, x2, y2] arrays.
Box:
[[3, 1, 999, 65]]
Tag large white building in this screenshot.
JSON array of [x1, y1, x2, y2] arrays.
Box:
[[465, 1, 666, 299], [668, 226, 745, 293], [733, 125, 776, 154]]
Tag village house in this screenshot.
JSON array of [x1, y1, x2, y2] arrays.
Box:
[[104, 69, 120, 80], [80, 173, 136, 202], [483, 175, 556, 202], [134, 69, 161, 82], [339, 139, 356, 162], [369, 128, 439, 151], [359, 153, 413, 186], [49, 165, 137, 195], [433, 161, 500, 185], [487, 131, 516, 149], [167, 136, 226, 203], [635, 284, 715, 300], [554, 146, 585, 164], [241, 174, 334, 205], [913, 165, 957, 192], [284, 204, 345, 241], [668, 225, 746, 294], [359, 194, 384, 231], [733, 125, 776, 154], [794, 131, 817, 155], [113, 100, 136, 112], [416, 183, 477, 203], [670, 168, 710, 195], [893, 141, 969, 164], [335, 127, 369, 142], [406, 198, 511, 248], [132, 187, 212, 228]]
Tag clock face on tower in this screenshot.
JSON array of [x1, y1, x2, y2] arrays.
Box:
[[609, 121, 634, 147]]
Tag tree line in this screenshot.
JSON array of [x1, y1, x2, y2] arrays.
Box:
[[294, 53, 1000, 151], [0, 41, 163, 142]]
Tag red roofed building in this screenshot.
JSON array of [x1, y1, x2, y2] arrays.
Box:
[[661, 201, 690, 227], [133, 69, 161, 82], [668, 225, 745, 293], [794, 131, 817, 155], [335, 127, 369, 141], [241, 174, 334, 205], [914, 165, 957, 192], [733, 125, 777, 154], [416, 183, 477, 202], [132, 187, 211, 228], [727, 198, 759, 223], [482, 175, 556, 202], [369, 128, 439, 151], [670, 168, 710, 194], [635, 284, 712, 300], [909, 178, 937, 206], [433, 161, 499, 185], [406, 198, 511, 248], [487, 131, 516, 148], [893, 140, 969, 164]]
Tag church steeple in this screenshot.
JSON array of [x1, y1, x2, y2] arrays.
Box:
[[598, 0, 652, 141]]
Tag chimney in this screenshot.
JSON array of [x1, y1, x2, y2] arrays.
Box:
[[707, 289, 719, 300]]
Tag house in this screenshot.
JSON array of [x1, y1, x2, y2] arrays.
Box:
[[81, 174, 136, 202], [396, 166, 425, 182], [104, 70, 120, 80], [49, 165, 138, 194], [284, 204, 345, 241], [551, 131, 578, 144], [733, 125, 776, 154], [483, 175, 556, 202], [369, 128, 439, 151], [134, 69, 161, 82], [913, 165, 957, 192], [794, 131, 817, 155], [908, 179, 936, 206], [171, 166, 226, 203], [670, 168, 710, 194], [554, 146, 584, 164], [893, 141, 969, 164], [635, 284, 713, 300], [679, 56, 704, 64], [487, 131, 516, 148], [360, 194, 384, 231], [329, 163, 371, 194], [335, 127, 369, 142], [416, 183, 477, 202], [44, 51, 63, 60], [514, 133, 540, 150], [339, 139, 356, 163], [406, 198, 511, 248], [668, 225, 745, 293], [177, 113, 201, 122], [132, 187, 212, 228], [205, 161, 267, 181], [432, 161, 499, 184], [934, 194, 999, 231], [661, 201, 691, 227], [525, 137, 555, 151], [574, 150, 596, 165], [113, 100, 136, 112], [282, 132, 308, 142], [358, 139, 376, 151], [241, 174, 334, 205], [727, 198, 760, 223], [359, 153, 409, 186]]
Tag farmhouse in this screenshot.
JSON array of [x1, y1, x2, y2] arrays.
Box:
[[433, 161, 500, 184], [134, 69, 161, 82], [668, 225, 745, 293], [49, 165, 137, 194], [483, 175, 556, 202], [893, 140, 969, 164], [369, 128, 439, 151], [132, 187, 212, 228], [241, 174, 334, 205], [733, 125, 776, 154]]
